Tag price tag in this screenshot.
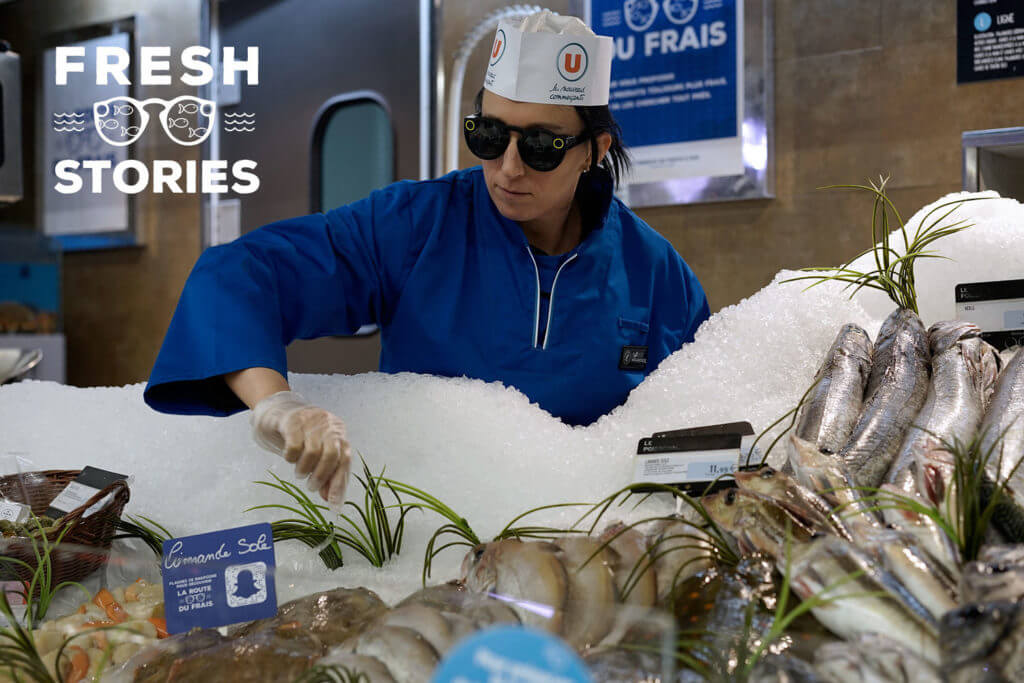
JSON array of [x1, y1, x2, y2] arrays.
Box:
[[45, 466, 128, 518], [956, 279, 1024, 350], [161, 523, 277, 634]]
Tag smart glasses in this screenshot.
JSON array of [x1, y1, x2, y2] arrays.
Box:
[[463, 114, 590, 172], [93, 95, 216, 147]]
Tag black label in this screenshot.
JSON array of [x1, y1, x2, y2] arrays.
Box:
[[652, 421, 754, 440], [45, 466, 128, 518], [637, 433, 742, 455], [956, 279, 1024, 302], [958, 0, 1024, 83], [619, 345, 648, 370]]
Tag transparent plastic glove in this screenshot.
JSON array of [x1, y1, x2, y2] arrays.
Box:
[[250, 391, 351, 506]]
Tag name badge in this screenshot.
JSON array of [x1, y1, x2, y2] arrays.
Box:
[[161, 523, 277, 634], [619, 345, 648, 370]]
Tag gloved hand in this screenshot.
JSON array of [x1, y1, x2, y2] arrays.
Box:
[[250, 391, 351, 505]]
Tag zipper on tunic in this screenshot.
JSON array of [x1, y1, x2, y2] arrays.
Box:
[[524, 245, 578, 349]]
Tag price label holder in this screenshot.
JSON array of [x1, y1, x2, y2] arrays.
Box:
[[956, 278, 1024, 350], [45, 466, 129, 518], [633, 421, 761, 496], [161, 523, 277, 635]]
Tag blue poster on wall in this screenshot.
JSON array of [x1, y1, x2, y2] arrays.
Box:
[[587, 0, 744, 184]]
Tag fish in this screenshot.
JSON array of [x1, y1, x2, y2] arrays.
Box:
[[839, 308, 931, 489], [787, 435, 880, 534], [961, 545, 1024, 604], [552, 536, 618, 649], [349, 625, 439, 683], [795, 323, 873, 455], [376, 604, 455, 655], [877, 483, 960, 576], [597, 522, 658, 607], [859, 527, 959, 619], [940, 601, 1024, 683], [397, 582, 520, 629], [733, 465, 855, 542], [788, 535, 939, 663], [813, 633, 943, 683], [885, 321, 1000, 494], [461, 538, 568, 632], [646, 516, 715, 601], [747, 653, 825, 683], [314, 652, 397, 683], [978, 347, 1024, 541], [702, 487, 818, 560]]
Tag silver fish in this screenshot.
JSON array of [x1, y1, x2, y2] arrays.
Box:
[[979, 347, 1024, 541], [733, 465, 856, 543], [814, 633, 943, 683], [840, 308, 931, 489], [788, 435, 880, 534], [789, 535, 939, 664], [878, 483, 960, 576], [552, 536, 618, 649], [885, 321, 1000, 494], [795, 323, 873, 454], [461, 538, 568, 632]]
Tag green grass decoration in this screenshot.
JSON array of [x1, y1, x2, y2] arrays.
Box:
[[783, 177, 988, 314], [0, 591, 51, 682], [856, 427, 1023, 562], [113, 515, 174, 556], [248, 471, 345, 570]]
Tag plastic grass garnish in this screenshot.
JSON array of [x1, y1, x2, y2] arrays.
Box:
[[248, 471, 345, 570], [0, 590, 51, 682], [856, 426, 1024, 562], [783, 176, 988, 314], [113, 515, 174, 556], [332, 458, 412, 567]]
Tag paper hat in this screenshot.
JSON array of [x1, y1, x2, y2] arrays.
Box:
[[483, 10, 613, 107]]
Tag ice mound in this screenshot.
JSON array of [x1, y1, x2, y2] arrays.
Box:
[[1, 191, 1020, 604]]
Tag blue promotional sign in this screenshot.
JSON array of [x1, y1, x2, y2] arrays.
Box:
[[161, 523, 277, 634], [587, 0, 744, 183], [432, 625, 592, 683]]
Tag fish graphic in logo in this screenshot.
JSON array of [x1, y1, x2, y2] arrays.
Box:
[[663, 0, 699, 25], [490, 29, 507, 66], [93, 95, 216, 147], [556, 43, 588, 82], [623, 0, 658, 32]]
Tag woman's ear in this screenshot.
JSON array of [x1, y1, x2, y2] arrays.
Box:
[[594, 132, 613, 167]]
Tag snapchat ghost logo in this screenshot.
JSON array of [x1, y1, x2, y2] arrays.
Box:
[[225, 562, 268, 607]]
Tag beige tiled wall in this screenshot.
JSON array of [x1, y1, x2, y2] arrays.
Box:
[[641, 0, 1023, 312]]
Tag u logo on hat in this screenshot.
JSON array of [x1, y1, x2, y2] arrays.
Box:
[[490, 29, 507, 66], [557, 43, 588, 82]]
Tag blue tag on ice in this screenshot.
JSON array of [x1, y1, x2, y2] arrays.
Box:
[[161, 523, 277, 634], [432, 625, 592, 682]]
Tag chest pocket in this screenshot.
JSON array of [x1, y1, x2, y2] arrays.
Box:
[[618, 314, 650, 342]]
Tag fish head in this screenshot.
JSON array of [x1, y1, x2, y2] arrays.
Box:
[[701, 488, 742, 531], [733, 465, 788, 496], [836, 323, 874, 368], [915, 442, 955, 506], [940, 602, 1021, 668], [962, 337, 1003, 408], [461, 542, 499, 592], [927, 320, 981, 357]]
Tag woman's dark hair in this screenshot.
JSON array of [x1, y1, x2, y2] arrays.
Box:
[[473, 88, 632, 188]]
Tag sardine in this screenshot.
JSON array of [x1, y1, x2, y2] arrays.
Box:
[[885, 321, 1000, 494], [733, 465, 855, 542], [552, 536, 618, 649], [940, 601, 1024, 683], [597, 522, 658, 607], [877, 483, 960, 576], [789, 535, 939, 663], [788, 435, 880, 533], [856, 527, 959, 619], [813, 633, 943, 683], [961, 545, 1024, 604], [461, 538, 569, 632], [979, 347, 1024, 540], [840, 308, 931, 489], [795, 323, 873, 454]]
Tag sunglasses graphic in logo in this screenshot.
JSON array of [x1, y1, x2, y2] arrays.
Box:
[[623, 0, 659, 32], [490, 29, 507, 66], [663, 0, 698, 25], [93, 95, 216, 147], [557, 43, 588, 81]]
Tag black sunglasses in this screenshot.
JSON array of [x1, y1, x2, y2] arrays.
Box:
[[463, 114, 590, 172]]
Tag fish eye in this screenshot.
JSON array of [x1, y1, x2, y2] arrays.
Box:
[[473, 545, 486, 560], [760, 468, 775, 479], [724, 489, 737, 505]]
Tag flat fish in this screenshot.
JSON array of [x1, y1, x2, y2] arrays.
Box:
[[840, 308, 931, 489], [795, 323, 873, 454], [553, 536, 618, 649]]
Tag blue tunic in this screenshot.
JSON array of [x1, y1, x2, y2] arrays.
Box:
[[144, 166, 709, 426]]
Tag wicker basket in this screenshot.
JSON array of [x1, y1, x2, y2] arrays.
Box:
[[0, 469, 130, 585]]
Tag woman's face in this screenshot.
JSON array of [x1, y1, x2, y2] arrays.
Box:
[[479, 91, 599, 225]]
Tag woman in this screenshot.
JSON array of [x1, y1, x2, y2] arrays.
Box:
[[144, 12, 710, 505]]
